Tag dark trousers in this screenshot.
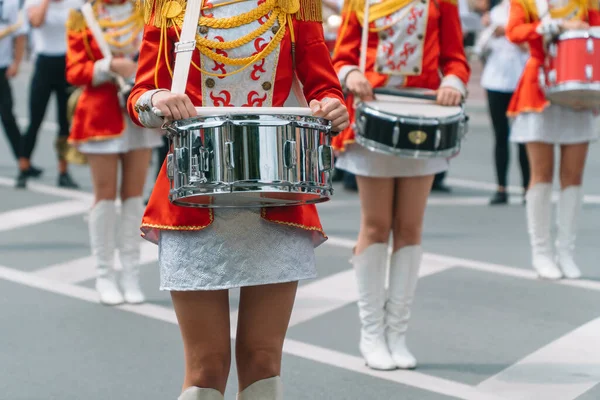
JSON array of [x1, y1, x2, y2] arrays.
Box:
[[0, 67, 22, 159], [20, 55, 70, 160], [486, 90, 530, 189]]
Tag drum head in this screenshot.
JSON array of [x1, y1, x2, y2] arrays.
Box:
[[364, 94, 462, 120]]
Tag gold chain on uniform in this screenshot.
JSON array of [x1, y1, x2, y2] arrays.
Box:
[[93, 1, 145, 49]]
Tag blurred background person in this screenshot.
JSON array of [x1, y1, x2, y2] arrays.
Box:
[[476, 0, 530, 204], [15, 0, 82, 189], [0, 0, 32, 172]]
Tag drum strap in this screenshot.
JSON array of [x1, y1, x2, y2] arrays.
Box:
[[535, 0, 550, 21], [81, 3, 129, 91]]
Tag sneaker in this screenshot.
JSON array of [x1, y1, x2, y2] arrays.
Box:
[[58, 172, 80, 189]]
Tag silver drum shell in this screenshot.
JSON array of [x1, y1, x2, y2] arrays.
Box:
[[165, 114, 334, 208]]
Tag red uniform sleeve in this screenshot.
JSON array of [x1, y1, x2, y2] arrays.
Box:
[[506, 0, 542, 43], [589, 0, 600, 25], [438, 0, 470, 85], [331, 11, 361, 73], [295, 20, 345, 103], [127, 23, 176, 127], [65, 25, 97, 87]]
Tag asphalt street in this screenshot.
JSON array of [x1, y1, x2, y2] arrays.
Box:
[[1, 60, 599, 400]]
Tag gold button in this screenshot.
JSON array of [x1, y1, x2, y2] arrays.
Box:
[[205, 78, 215, 88], [199, 25, 209, 34], [262, 81, 272, 90], [271, 25, 280, 34]]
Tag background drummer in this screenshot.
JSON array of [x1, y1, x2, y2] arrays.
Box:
[[331, 0, 470, 371], [505, 0, 600, 280]]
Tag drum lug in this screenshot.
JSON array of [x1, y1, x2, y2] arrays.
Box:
[[175, 147, 189, 175], [198, 148, 210, 172], [586, 65, 593, 81], [392, 124, 401, 147], [225, 141, 235, 169], [587, 38, 594, 53], [166, 153, 174, 180], [284, 140, 297, 169], [435, 130, 441, 150], [318, 145, 333, 172]]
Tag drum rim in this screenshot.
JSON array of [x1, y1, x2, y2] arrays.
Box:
[[167, 113, 331, 132], [357, 102, 465, 125], [545, 81, 600, 94], [558, 29, 600, 40], [168, 185, 333, 208], [354, 135, 461, 159]]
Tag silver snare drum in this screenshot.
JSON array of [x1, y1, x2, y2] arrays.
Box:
[[165, 112, 334, 208]]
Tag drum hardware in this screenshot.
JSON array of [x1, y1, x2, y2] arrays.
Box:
[[163, 108, 334, 208], [355, 88, 468, 159], [541, 29, 600, 109]]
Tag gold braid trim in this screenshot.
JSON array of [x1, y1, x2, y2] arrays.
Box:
[[353, 0, 416, 26], [296, 0, 322, 22], [66, 9, 87, 31]]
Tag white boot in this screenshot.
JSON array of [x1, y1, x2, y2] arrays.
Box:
[[178, 386, 224, 400], [237, 376, 283, 400], [89, 200, 124, 305], [353, 243, 396, 370], [118, 196, 145, 304], [556, 186, 583, 279], [526, 183, 563, 280], [385, 245, 421, 369]]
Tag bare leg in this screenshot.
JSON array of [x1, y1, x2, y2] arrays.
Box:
[[171, 290, 232, 395], [235, 282, 297, 397]]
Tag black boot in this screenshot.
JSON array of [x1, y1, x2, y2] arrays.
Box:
[[58, 172, 80, 189], [15, 170, 28, 189], [489, 191, 508, 205], [26, 166, 43, 178]]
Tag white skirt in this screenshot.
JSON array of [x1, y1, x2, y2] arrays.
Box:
[[335, 143, 449, 178], [157, 208, 317, 291], [78, 116, 163, 154], [510, 104, 600, 144]]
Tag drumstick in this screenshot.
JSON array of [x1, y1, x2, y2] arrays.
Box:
[[373, 88, 437, 101], [152, 106, 315, 117]]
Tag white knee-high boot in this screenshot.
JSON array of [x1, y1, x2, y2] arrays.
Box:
[[352, 243, 396, 370], [525, 183, 563, 279], [89, 200, 124, 305], [556, 185, 583, 279], [385, 245, 421, 369], [178, 387, 224, 400], [237, 376, 283, 400], [118, 196, 145, 304]]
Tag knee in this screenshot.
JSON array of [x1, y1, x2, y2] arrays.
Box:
[[361, 217, 392, 244], [392, 223, 422, 249], [236, 346, 281, 383], [186, 351, 231, 388], [560, 166, 584, 187]]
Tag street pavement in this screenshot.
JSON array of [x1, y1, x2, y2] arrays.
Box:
[[1, 60, 600, 400]]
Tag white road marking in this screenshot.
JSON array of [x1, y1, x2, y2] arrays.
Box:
[[0, 176, 94, 202], [0, 264, 506, 400], [35, 241, 158, 283], [283, 340, 508, 400], [0, 200, 90, 232], [324, 236, 600, 292], [477, 317, 600, 400]]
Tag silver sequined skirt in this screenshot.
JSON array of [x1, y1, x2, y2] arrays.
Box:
[[157, 208, 317, 291]]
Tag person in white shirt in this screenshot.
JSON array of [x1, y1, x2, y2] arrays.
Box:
[[478, 0, 530, 204], [0, 0, 37, 173], [15, 0, 82, 189]]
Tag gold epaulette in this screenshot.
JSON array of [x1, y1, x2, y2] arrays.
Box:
[[66, 8, 87, 31], [440, 0, 458, 5], [139, 0, 322, 28]]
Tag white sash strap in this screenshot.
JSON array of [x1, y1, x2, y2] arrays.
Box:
[[171, 0, 202, 94]]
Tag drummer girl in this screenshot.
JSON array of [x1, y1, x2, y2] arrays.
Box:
[[128, 0, 348, 398], [65, 0, 163, 305], [331, 0, 470, 370], [506, 2, 600, 280]]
